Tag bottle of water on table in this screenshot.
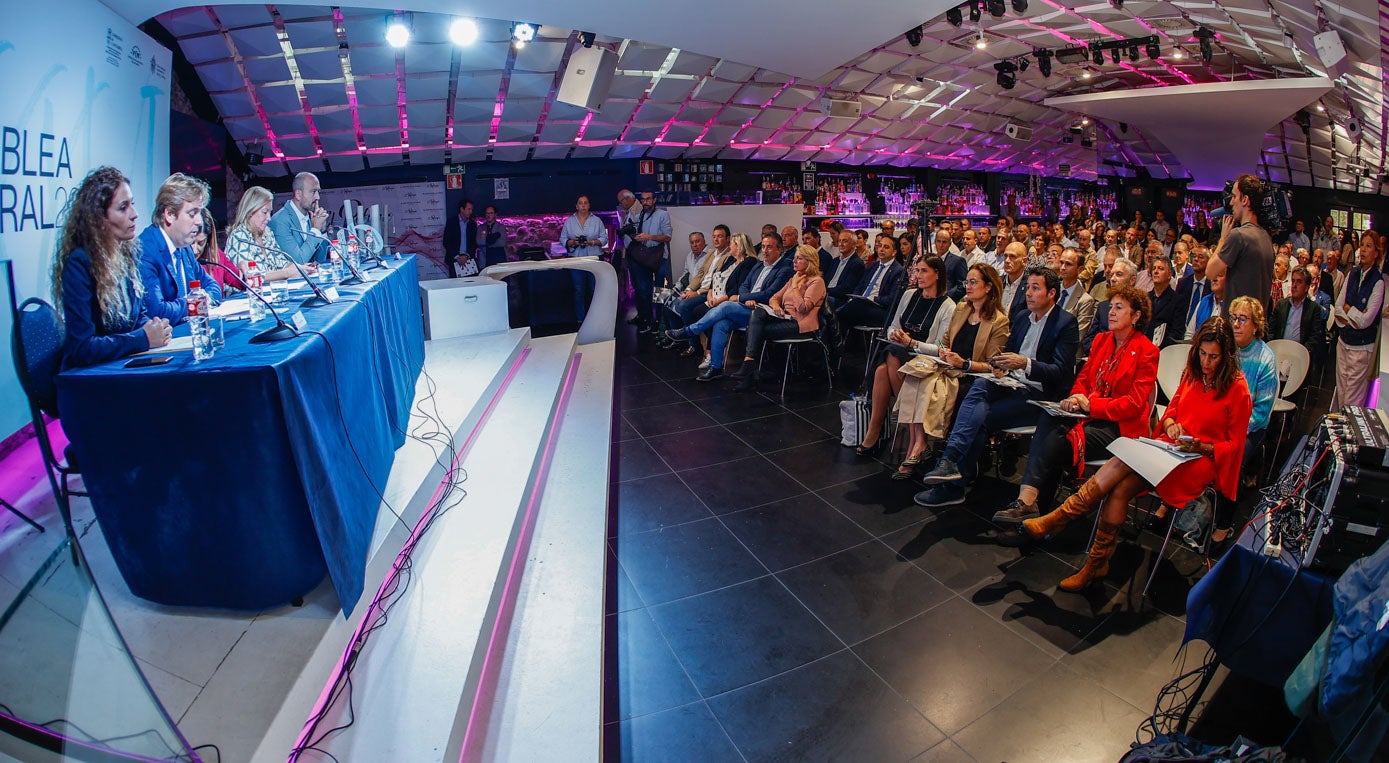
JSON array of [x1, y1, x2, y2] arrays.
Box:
[[329, 244, 344, 283], [245, 261, 267, 322], [347, 233, 361, 272], [188, 281, 213, 361]]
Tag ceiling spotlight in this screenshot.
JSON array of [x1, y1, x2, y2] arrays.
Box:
[[969, 1, 981, 23], [1081, 118, 1090, 125], [1036, 49, 1053, 76], [1128, 45, 1139, 61], [1011, 0, 1027, 12], [449, 18, 479, 46], [1294, 109, 1311, 135], [1017, 55, 1029, 71], [1081, 69, 1092, 79], [1316, 102, 1325, 112], [1110, 0, 1122, 7], [1092, 46, 1104, 65], [946, 5, 963, 26], [1145, 37, 1161, 59], [994, 62, 1017, 89], [1109, 47, 1121, 64], [975, 32, 987, 49], [385, 19, 411, 48], [987, 0, 1006, 17], [1172, 47, 1185, 59], [512, 22, 537, 45], [1194, 27, 1215, 62], [905, 25, 923, 47], [578, 31, 596, 48]]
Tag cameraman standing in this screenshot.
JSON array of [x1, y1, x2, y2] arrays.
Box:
[[1205, 174, 1276, 314]]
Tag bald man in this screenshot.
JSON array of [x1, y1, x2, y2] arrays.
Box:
[[269, 171, 331, 264]]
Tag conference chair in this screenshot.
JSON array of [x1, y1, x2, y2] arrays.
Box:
[[1265, 339, 1310, 481], [1154, 343, 1189, 420], [12, 299, 83, 561], [756, 306, 836, 400]]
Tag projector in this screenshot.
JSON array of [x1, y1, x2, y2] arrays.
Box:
[[1004, 123, 1033, 140], [821, 98, 862, 118], [1055, 46, 1089, 65]]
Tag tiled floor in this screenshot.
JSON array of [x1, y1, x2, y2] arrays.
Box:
[[604, 335, 1318, 762]]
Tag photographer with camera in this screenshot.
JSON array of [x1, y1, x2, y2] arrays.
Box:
[[1204, 174, 1276, 314], [625, 191, 673, 334], [559, 194, 609, 322]]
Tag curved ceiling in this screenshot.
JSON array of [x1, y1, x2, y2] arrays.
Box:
[[112, 0, 1385, 192]]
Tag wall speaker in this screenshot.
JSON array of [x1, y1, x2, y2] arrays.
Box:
[[557, 46, 619, 111]]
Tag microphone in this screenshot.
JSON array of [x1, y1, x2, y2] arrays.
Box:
[[197, 259, 301, 344], [230, 234, 335, 308], [308, 226, 394, 271]]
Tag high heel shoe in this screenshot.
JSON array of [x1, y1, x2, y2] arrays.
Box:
[[892, 453, 923, 480], [855, 437, 884, 457]]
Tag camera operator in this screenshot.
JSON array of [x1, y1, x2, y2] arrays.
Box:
[[1204, 174, 1275, 314]]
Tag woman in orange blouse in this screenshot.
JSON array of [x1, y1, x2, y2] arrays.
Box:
[[1014, 316, 1252, 591], [732, 244, 827, 391]]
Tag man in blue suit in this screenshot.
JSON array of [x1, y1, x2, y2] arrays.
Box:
[[835, 233, 904, 344], [824, 229, 866, 307], [268, 172, 331, 264], [665, 232, 794, 381], [924, 228, 970, 302], [915, 267, 1080, 507], [138, 173, 221, 325]]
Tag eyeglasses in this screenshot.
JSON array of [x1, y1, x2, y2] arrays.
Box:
[[964, 278, 983, 286], [1230, 314, 1251, 325]]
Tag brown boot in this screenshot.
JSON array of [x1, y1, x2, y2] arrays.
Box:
[[1059, 520, 1120, 592], [1021, 476, 1105, 541]]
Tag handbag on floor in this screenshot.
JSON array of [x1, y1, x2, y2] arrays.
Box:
[[839, 395, 869, 447]]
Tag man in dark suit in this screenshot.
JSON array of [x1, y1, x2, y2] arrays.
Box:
[[835, 233, 904, 344], [1172, 244, 1212, 344], [1268, 265, 1327, 364], [441, 199, 475, 278], [803, 229, 833, 274], [998, 242, 1029, 321], [823, 229, 866, 307], [138, 173, 221, 324], [916, 267, 1080, 507]]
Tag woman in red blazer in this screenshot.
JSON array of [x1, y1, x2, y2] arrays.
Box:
[[993, 285, 1159, 525]]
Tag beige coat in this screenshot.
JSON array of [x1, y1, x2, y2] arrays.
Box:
[[894, 303, 1010, 437]]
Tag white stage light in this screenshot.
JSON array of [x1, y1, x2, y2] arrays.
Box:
[[385, 21, 410, 48], [450, 18, 479, 46]]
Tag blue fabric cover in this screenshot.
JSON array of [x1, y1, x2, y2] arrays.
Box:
[[55, 258, 424, 613]]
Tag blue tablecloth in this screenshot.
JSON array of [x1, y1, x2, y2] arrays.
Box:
[[1184, 523, 1336, 686], [56, 257, 424, 613]]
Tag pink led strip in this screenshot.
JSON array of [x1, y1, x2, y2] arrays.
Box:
[[459, 353, 584, 760], [288, 347, 533, 762]]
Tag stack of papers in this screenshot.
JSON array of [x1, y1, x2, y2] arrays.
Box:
[[1028, 400, 1087, 418], [968, 372, 1027, 389], [1107, 436, 1202, 486]]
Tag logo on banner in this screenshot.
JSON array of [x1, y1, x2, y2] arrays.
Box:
[[104, 27, 123, 67]]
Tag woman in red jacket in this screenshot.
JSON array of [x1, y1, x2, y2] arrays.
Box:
[[993, 285, 1159, 526], [1012, 316, 1252, 591]]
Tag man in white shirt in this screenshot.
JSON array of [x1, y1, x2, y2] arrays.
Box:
[[961, 229, 986, 266], [1057, 248, 1097, 341], [1286, 219, 1311, 254], [1149, 210, 1171, 242]]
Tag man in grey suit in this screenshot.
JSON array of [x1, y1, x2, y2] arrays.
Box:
[[268, 172, 331, 264]]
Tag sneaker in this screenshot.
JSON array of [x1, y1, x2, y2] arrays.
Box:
[[992, 499, 1040, 527], [913, 484, 966, 508], [920, 457, 962, 484], [698, 354, 712, 371], [664, 328, 689, 342], [696, 367, 723, 382]]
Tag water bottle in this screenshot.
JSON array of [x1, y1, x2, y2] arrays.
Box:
[[244, 261, 268, 323], [347, 234, 361, 272], [329, 245, 344, 283], [187, 281, 213, 361]]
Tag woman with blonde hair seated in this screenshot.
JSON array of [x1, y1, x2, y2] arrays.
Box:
[[731, 245, 826, 392], [225, 186, 302, 281], [1012, 317, 1252, 591], [891, 264, 1010, 476]]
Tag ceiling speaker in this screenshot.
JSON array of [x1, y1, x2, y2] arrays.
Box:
[[557, 46, 619, 111], [1004, 123, 1033, 140], [1313, 30, 1348, 79], [821, 98, 862, 118]]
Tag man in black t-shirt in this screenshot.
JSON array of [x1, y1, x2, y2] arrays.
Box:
[[1205, 174, 1275, 314]]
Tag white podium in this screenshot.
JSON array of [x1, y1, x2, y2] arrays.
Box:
[[419, 277, 510, 340]]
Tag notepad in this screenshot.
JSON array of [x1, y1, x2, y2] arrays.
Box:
[[136, 336, 194, 355], [1028, 400, 1087, 419]]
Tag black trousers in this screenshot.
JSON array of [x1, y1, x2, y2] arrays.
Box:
[[835, 299, 887, 344], [1021, 416, 1122, 510], [746, 310, 804, 360]]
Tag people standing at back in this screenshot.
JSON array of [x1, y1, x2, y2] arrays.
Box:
[[442, 199, 476, 277], [1332, 231, 1383, 408], [137, 173, 221, 325]]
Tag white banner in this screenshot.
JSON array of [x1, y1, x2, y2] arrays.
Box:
[[272, 181, 448, 278], [0, 0, 172, 435]]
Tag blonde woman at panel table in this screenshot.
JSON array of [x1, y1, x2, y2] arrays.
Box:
[[225, 186, 303, 282]]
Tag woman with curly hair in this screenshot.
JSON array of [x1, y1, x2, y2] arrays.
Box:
[[1010, 317, 1252, 591], [53, 166, 171, 367]]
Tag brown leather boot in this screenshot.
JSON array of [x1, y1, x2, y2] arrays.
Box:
[[1021, 475, 1105, 541], [1059, 520, 1120, 592]]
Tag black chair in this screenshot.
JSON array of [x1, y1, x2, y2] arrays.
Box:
[[11, 298, 81, 555]]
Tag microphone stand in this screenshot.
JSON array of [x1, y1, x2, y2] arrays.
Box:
[[232, 236, 335, 308], [197, 259, 301, 344]]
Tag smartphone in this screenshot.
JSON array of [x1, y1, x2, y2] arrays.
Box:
[[1177, 435, 1196, 444], [125, 355, 172, 368]]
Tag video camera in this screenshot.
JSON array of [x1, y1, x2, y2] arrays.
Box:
[[619, 220, 640, 238], [1212, 178, 1293, 235]]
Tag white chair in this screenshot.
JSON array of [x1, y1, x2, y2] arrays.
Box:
[[1154, 343, 1189, 420], [1265, 339, 1311, 477]]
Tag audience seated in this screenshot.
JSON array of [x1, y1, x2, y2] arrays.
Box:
[[855, 257, 955, 466], [731, 245, 828, 392], [1057, 248, 1097, 342], [913, 267, 1079, 508], [1268, 265, 1326, 364], [1010, 317, 1252, 591], [1185, 268, 1226, 342], [1147, 256, 1182, 346], [993, 286, 1159, 524], [664, 232, 792, 381], [1082, 257, 1137, 355], [835, 233, 904, 343], [1210, 296, 1278, 543], [999, 242, 1029, 320], [824, 230, 867, 307]]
